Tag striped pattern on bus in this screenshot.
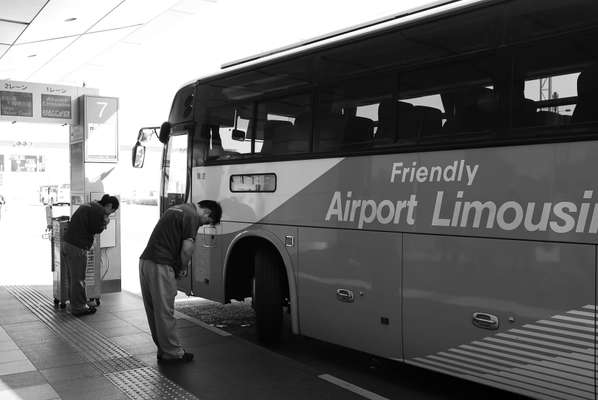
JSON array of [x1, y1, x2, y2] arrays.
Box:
[[407, 305, 596, 400]]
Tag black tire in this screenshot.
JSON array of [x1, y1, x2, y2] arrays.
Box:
[[59, 303, 66, 309], [54, 298, 59, 306], [254, 248, 284, 345], [95, 298, 101, 307]]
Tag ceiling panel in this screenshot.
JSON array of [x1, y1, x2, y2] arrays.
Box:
[[0, 67, 17, 80], [29, 27, 137, 82], [91, 40, 140, 68], [16, 0, 122, 44], [59, 63, 104, 87], [171, 0, 216, 14], [0, 21, 26, 44], [123, 10, 188, 45], [0, 0, 47, 23], [90, 0, 178, 32], [0, 37, 75, 80], [0, 0, 224, 84]]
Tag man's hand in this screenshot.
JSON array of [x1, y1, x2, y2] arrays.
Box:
[[180, 238, 194, 270], [176, 268, 188, 280]]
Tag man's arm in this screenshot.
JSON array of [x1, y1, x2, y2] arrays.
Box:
[[179, 238, 195, 276], [89, 208, 108, 235]]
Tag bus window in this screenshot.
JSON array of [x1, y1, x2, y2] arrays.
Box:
[[399, 55, 503, 140], [206, 103, 253, 160], [255, 94, 311, 156], [521, 72, 579, 127], [509, 21, 598, 130], [315, 74, 393, 152], [164, 134, 188, 201]]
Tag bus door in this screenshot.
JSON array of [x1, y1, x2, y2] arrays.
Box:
[[162, 132, 192, 293], [297, 228, 403, 360], [403, 235, 595, 396]]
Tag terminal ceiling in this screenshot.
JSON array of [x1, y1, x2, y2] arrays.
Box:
[[0, 0, 209, 85]]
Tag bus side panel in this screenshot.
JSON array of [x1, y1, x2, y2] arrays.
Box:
[[297, 227, 402, 360], [403, 234, 595, 399], [190, 224, 224, 302]]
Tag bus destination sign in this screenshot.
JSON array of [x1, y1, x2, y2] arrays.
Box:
[[41, 94, 71, 119], [0, 91, 33, 117]]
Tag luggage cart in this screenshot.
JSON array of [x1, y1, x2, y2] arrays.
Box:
[[85, 239, 102, 307], [51, 219, 102, 308], [51, 218, 69, 308]]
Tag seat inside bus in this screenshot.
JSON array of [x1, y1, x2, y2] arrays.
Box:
[[413, 105, 443, 137], [262, 118, 310, 155], [572, 63, 598, 123], [261, 120, 293, 154], [374, 99, 397, 144], [375, 100, 419, 144], [340, 110, 374, 149], [440, 87, 501, 133], [316, 110, 374, 151]]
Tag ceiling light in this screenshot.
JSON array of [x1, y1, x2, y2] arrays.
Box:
[[28, 54, 36, 58], [64, 17, 77, 22]]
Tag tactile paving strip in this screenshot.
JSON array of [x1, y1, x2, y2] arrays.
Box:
[[106, 367, 200, 400], [5, 286, 201, 400], [93, 356, 146, 374], [6, 285, 130, 362]]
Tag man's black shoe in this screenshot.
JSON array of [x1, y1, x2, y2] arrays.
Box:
[[157, 352, 194, 363], [71, 306, 96, 317]]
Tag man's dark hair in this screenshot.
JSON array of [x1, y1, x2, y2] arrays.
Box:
[[198, 200, 222, 224], [99, 194, 120, 211]]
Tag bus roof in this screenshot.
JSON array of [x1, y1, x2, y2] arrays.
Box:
[[182, 0, 492, 87], [176, 0, 494, 104], [220, 0, 487, 70]]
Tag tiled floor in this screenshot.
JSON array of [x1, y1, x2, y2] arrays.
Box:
[[0, 285, 364, 400], [0, 298, 60, 400]]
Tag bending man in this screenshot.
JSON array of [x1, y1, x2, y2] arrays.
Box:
[[63, 194, 119, 316], [139, 200, 222, 363]]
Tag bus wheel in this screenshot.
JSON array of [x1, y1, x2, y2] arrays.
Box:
[[254, 248, 283, 345]]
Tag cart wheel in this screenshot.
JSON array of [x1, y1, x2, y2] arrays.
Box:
[[53, 298, 59, 307], [59, 302, 66, 309], [95, 298, 101, 307]]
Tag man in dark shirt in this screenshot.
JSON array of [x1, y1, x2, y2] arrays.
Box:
[[140, 200, 222, 363], [63, 194, 119, 316]]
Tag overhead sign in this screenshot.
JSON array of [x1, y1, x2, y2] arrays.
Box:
[[83, 95, 118, 163], [41, 94, 71, 119], [0, 80, 98, 124], [0, 91, 33, 117]]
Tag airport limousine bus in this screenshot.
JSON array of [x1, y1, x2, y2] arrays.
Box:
[[133, 0, 598, 398]]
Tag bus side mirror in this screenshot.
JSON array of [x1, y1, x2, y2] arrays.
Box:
[[231, 129, 245, 141], [132, 142, 146, 168], [137, 127, 158, 143], [159, 121, 171, 144]]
